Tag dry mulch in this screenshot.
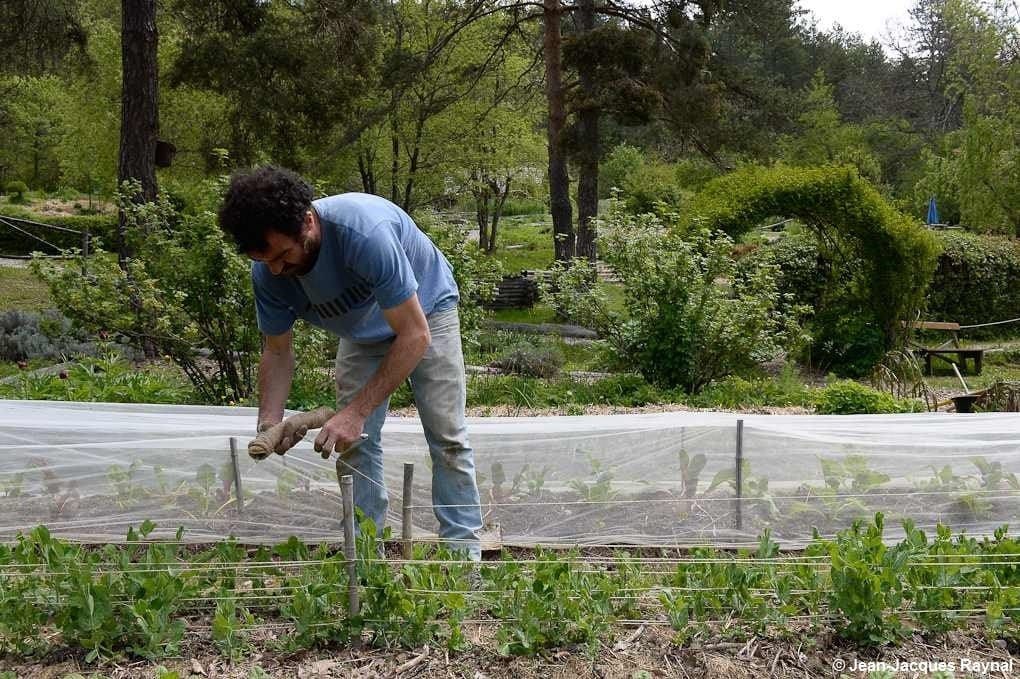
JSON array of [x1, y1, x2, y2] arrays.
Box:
[[5, 624, 1016, 678]]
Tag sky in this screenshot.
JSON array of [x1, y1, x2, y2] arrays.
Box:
[[796, 0, 917, 44]]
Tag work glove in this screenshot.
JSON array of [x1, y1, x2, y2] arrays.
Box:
[[255, 419, 309, 456]]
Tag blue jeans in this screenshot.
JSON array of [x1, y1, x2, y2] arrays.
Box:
[[334, 307, 482, 560]]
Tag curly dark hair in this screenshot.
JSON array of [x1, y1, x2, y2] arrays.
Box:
[[218, 165, 314, 253]]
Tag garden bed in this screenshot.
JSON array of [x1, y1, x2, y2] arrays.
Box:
[[0, 516, 1018, 678], [2, 401, 1019, 548], [2, 480, 1017, 550]]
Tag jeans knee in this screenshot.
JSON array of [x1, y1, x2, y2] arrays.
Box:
[[431, 440, 474, 474]]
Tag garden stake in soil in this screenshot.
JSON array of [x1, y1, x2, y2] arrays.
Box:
[[228, 436, 244, 516], [735, 419, 744, 531], [403, 462, 415, 559], [339, 472, 361, 649]]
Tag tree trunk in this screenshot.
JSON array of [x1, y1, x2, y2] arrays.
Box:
[[575, 0, 599, 263], [402, 113, 426, 212], [544, 0, 574, 262], [390, 121, 400, 205], [489, 175, 511, 254], [357, 150, 376, 194], [117, 0, 158, 270], [475, 189, 490, 253], [402, 146, 418, 211]]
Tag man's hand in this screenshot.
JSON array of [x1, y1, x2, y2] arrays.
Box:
[[313, 408, 366, 459]]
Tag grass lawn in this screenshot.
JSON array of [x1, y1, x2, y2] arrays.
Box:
[[490, 305, 560, 324], [0, 266, 51, 311], [491, 217, 554, 274]]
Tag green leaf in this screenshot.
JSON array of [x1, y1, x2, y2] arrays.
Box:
[[707, 468, 734, 493]]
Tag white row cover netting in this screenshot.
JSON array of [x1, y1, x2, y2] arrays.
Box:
[[0, 400, 1018, 548]]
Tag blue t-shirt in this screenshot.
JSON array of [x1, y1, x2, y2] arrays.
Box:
[[252, 193, 459, 343]]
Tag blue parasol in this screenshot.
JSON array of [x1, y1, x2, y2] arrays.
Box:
[[926, 196, 940, 225]]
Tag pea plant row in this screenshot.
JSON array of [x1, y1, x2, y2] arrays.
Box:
[[0, 513, 1018, 665]]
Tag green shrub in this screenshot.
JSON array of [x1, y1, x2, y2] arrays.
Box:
[[0, 353, 193, 403], [674, 157, 722, 191], [737, 233, 828, 313], [745, 229, 1020, 371], [541, 204, 807, 393], [814, 379, 920, 414], [737, 233, 888, 377], [0, 204, 116, 255], [4, 181, 28, 204], [51, 186, 80, 202], [689, 165, 940, 376], [688, 368, 814, 409], [287, 323, 337, 411], [463, 373, 679, 410], [500, 196, 547, 217], [600, 145, 684, 213], [32, 181, 259, 403], [0, 309, 98, 361], [924, 231, 1020, 336], [489, 342, 564, 378], [599, 144, 645, 198], [622, 162, 683, 214], [581, 373, 671, 406]]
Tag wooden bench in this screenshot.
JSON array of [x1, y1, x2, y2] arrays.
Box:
[[901, 321, 984, 375], [915, 347, 984, 375]]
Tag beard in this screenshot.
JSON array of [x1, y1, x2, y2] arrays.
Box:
[[286, 230, 321, 276]]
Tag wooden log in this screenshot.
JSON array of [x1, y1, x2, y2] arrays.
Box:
[[900, 320, 961, 331], [481, 274, 541, 310]]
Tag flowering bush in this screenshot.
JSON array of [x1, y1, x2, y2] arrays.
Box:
[[541, 203, 808, 393]]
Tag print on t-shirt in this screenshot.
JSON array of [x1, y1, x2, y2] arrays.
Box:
[[309, 280, 373, 318]]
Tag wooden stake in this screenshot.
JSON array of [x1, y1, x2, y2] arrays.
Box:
[[402, 462, 414, 559], [339, 473, 361, 648], [229, 437, 244, 516], [735, 419, 744, 531]]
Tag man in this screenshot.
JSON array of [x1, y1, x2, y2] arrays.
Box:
[[218, 165, 483, 560]]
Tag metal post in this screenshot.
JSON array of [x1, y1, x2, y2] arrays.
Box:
[[402, 462, 414, 559], [340, 473, 361, 647], [229, 437, 244, 516], [735, 419, 744, 530]]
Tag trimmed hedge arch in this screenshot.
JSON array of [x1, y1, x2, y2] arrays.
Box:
[[686, 165, 941, 374]]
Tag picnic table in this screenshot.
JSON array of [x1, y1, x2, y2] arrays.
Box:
[[901, 321, 984, 375]]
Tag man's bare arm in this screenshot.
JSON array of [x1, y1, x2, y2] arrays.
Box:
[[257, 329, 295, 431], [349, 294, 430, 418], [314, 294, 430, 455]]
